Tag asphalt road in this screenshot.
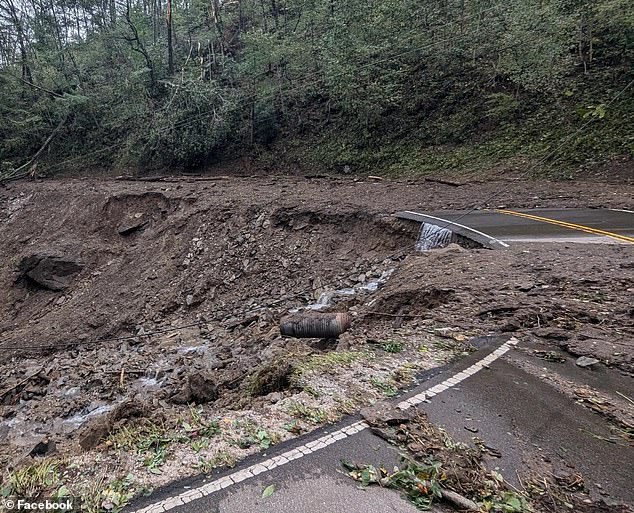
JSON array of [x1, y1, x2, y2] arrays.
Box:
[[396, 208, 634, 245], [127, 337, 634, 513]]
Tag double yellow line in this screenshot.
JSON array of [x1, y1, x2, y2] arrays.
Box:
[[494, 209, 634, 244]]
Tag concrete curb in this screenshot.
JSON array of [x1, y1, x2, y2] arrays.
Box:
[[395, 210, 509, 249]]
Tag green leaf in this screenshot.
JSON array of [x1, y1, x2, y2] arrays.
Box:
[[262, 484, 275, 498], [505, 495, 523, 511]]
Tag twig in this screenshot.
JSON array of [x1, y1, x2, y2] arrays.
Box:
[[515, 470, 526, 492], [579, 428, 627, 446], [616, 391, 634, 406], [0, 366, 44, 399], [364, 311, 429, 318], [440, 488, 479, 510]]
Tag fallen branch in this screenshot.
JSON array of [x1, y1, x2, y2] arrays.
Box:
[[424, 176, 465, 187], [441, 488, 479, 511], [1, 114, 68, 183]]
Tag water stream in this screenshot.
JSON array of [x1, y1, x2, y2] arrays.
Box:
[[416, 223, 453, 251]]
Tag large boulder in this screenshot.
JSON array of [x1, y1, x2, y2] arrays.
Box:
[[17, 254, 83, 291]]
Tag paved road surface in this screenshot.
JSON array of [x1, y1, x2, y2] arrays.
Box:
[[396, 208, 634, 245]]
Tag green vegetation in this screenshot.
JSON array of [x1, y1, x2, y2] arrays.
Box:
[[292, 350, 370, 381], [196, 451, 237, 473], [96, 474, 139, 513], [344, 456, 530, 511], [1, 458, 64, 498], [370, 377, 399, 397], [107, 408, 221, 474], [371, 340, 405, 353], [286, 402, 329, 424], [229, 418, 280, 449], [0, 0, 632, 177]]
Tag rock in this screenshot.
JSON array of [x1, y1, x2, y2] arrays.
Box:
[[78, 416, 111, 450], [534, 328, 569, 340], [77, 399, 151, 450], [186, 294, 194, 306], [117, 214, 148, 235], [361, 402, 415, 426], [267, 392, 283, 403], [517, 281, 535, 292], [576, 356, 600, 368], [29, 437, 56, 457], [170, 371, 218, 404], [17, 254, 83, 291]]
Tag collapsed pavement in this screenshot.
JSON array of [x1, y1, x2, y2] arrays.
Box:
[[0, 176, 632, 507]]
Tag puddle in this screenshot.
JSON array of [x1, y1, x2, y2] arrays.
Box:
[[416, 223, 453, 251]]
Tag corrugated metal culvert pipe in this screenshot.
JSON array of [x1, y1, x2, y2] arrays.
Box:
[[280, 312, 352, 338]]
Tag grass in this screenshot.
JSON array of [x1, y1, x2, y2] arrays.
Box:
[[286, 402, 329, 424], [1, 458, 63, 498], [107, 407, 222, 474], [291, 350, 371, 384], [197, 451, 237, 474], [108, 422, 175, 475], [370, 340, 405, 353], [370, 377, 398, 397], [229, 419, 280, 450], [270, 83, 634, 179], [94, 474, 138, 513], [179, 406, 221, 439]]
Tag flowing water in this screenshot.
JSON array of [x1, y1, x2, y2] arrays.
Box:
[[294, 269, 395, 312], [416, 223, 453, 251]]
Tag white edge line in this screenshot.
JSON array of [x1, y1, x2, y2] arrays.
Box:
[[400, 211, 510, 248], [131, 337, 519, 513], [609, 208, 634, 214]]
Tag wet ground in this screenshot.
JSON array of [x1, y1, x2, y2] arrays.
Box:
[[0, 175, 632, 507]]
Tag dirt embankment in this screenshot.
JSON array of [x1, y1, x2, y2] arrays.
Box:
[[367, 243, 634, 372]]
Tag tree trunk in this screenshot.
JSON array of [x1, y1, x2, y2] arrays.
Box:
[[167, 0, 174, 74], [3, 0, 33, 84]]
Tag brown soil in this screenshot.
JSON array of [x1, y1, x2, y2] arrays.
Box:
[[0, 174, 632, 502], [365, 242, 634, 373]]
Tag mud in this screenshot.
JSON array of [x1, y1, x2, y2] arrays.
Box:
[[0, 175, 632, 502], [365, 242, 634, 373]]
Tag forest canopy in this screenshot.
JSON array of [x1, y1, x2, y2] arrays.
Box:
[[0, 0, 632, 176]]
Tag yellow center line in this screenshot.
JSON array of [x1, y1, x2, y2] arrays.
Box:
[[493, 209, 634, 244]]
